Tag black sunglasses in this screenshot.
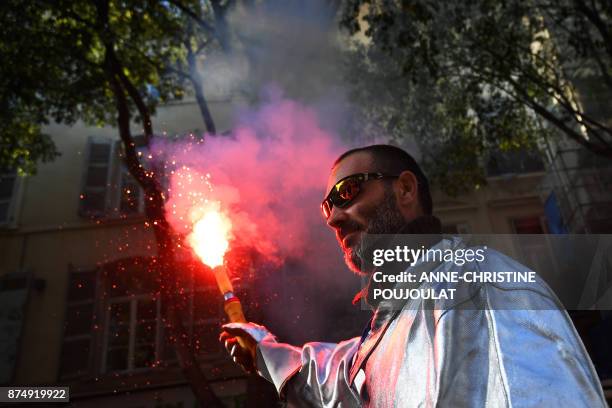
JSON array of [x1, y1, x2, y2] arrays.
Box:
[[321, 172, 398, 220]]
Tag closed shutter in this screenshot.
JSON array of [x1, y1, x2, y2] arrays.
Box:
[[119, 170, 143, 215], [79, 137, 112, 217], [116, 139, 146, 217]]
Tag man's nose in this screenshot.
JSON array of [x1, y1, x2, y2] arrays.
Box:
[[326, 205, 349, 229]]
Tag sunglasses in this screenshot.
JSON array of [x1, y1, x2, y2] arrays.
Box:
[[321, 172, 398, 220]]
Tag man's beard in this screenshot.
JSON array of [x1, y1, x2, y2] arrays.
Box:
[[344, 187, 407, 275]]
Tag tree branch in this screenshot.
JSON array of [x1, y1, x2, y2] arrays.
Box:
[[573, 0, 612, 61], [185, 37, 217, 134], [209, 0, 232, 52], [501, 74, 612, 157], [95, 1, 226, 405], [166, 0, 215, 34]]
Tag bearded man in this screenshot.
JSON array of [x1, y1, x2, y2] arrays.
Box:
[[220, 144, 607, 407]]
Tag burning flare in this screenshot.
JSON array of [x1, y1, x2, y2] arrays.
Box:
[[174, 169, 248, 332], [187, 202, 232, 268]]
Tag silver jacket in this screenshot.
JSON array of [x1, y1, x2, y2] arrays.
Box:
[[255, 238, 608, 407]]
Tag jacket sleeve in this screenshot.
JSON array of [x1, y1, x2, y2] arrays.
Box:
[[256, 336, 361, 407], [434, 285, 608, 408]]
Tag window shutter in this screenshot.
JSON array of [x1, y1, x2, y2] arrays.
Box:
[[115, 140, 146, 217], [119, 170, 143, 215], [79, 137, 112, 218]]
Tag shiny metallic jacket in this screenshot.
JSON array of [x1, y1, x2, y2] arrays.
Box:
[[255, 238, 608, 407]]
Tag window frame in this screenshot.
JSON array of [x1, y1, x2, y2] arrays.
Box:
[[58, 266, 99, 380], [510, 215, 548, 234], [79, 136, 160, 220], [111, 140, 149, 217], [64, 258, 238, 377], [509, 215, 562, 276], [189, 286, 226, 359], [78, 136, 115, 218], [101, 294, 163, 374]]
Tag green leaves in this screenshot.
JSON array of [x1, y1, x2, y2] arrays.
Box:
[[0, 113, 59, 175], [0, 0, 203, 174], [342, 0, 612, 195]]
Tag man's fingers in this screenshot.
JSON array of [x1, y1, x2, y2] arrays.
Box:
[[219, 330, 232, 343], [220, 330, 250, 356], [230, 344, 255, 372], [220, 326, 257, 352], [221, 325, 253, 340], [221, 336, 251, 360], [218, 323, 265, 374], [223, 337, 238, 354], [230, 343, 251, 360]]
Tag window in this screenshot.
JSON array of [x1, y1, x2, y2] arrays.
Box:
[[79, 137, 150, 219], [0, 171, 18, 226], [102, 289, 229, 373], [487, 149, 545, 177], [160, 284, 233, 360], [511, 216, 555, 275], [103, 295, 160, 372], [115, 138, 153, 216], [118, 170, 144, 215], [511, 216, 546, 234], [101, 257, 161, 373], [60, 258, 232, 376], [59, 267, 97, 379], [191, 288, 225, 356], [79, 137, 113, 217], [100, 258, 228, 374]]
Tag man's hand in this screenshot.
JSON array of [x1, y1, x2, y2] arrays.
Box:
[[219, 322, 273, 374]]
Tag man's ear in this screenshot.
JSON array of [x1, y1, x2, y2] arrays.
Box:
[[396, 170, 419, 207]]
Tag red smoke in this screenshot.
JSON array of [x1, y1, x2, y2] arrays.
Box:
[[154, 94, 345, 269]]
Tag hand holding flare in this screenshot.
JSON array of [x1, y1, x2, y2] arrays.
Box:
[[187, 204, 257, 371]]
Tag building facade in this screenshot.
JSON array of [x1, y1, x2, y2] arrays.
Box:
[[2, 96, 608, 405]]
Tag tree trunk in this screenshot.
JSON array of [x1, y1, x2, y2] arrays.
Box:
[[97, 1, 225, 405], [210, 0, 231, 52], [187, 42, 217, 135]]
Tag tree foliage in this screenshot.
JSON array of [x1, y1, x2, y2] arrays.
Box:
[[0, 1, 238, 405], [0, 0, 232, 173], [341, 0, 612, 194], [162, 0, 236, 134]]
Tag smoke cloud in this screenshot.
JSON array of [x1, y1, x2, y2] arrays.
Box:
[[155, 91, 368, 341], [156, 0, 375, 342], [157, 92, 343, 263], [202, 0, 369, 143]]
